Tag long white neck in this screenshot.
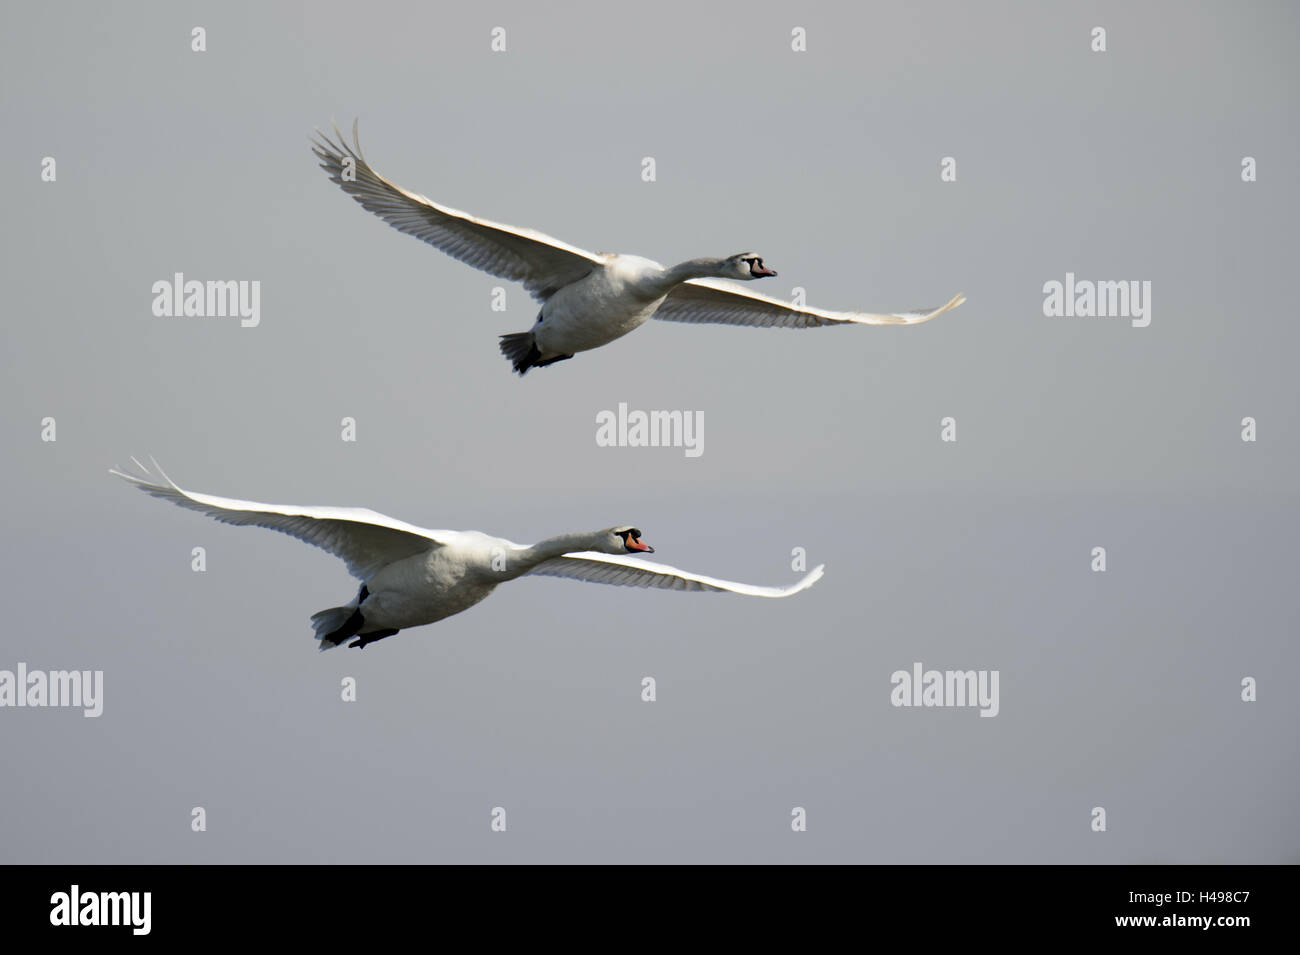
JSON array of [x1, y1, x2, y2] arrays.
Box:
[[642, 257, 732, 297], [509, 530, 610, 575]]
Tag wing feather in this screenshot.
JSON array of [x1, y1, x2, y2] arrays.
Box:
[[311, 120, 605, 301], [527, 552, 824, 598], [654, 279, 965, 328], [111, 458, 448, 581]]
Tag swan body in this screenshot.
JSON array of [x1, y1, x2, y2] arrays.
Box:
[[311, 121, 965, 374], [359, 530, 504, 632], [537, 254, 671, 357], [111, 459, 824, 650]]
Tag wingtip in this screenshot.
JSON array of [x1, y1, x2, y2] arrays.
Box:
[[782, 563, 825, 596], [110, 456, 157, 489], [110, 456, 147, 481], [932, 293, 965, 319], [910, 293, 966, 325], [146, 455, 181, 490]]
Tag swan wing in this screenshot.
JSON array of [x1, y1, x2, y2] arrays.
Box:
[[526, 552, 824, 597], [312, 121, 607, 301], [654, 278, 965, 328], [111, 458, 451, 581]]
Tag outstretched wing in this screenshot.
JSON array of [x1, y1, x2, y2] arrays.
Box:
[[111, 458, 450, 581], [654, 279, 966, 328], [527, 552, 824, 597], [311, 120, 607, 301]]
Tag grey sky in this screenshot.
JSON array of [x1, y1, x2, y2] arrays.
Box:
[[1, 0, 1296, 862]]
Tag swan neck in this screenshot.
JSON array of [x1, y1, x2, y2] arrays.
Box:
[[515, 531, 606, 571], [671, 257, 730, 281], [653, 258, 729, 293]]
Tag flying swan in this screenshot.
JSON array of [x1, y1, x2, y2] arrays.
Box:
[[311, 121, 966, 375], [111, 459, 824, 650]]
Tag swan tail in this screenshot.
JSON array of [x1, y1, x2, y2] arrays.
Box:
[[499, 332, 540, 375], [311, 605, 364, 651], [499, 332, 574, 375]]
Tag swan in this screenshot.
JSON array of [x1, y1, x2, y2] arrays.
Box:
[[311, 121, 966, 375], [111, 459, 824, 650]]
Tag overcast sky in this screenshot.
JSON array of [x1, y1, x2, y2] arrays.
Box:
[[2, 0, 1297, 862]]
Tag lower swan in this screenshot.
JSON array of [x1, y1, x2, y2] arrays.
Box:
[[112, 459, 824, 650]]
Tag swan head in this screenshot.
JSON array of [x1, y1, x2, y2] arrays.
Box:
[[728, 252, 777, 280], [608, 526, 655, 554]]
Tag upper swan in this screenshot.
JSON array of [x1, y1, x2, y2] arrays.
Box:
[[311, 121, 965, 375]]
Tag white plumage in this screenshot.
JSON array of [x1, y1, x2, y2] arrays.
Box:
[[311, 120, 965, 374], [112, 459, 823, 650]]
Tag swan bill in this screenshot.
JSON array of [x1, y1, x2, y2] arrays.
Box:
[[619, 528, 655, 553]]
